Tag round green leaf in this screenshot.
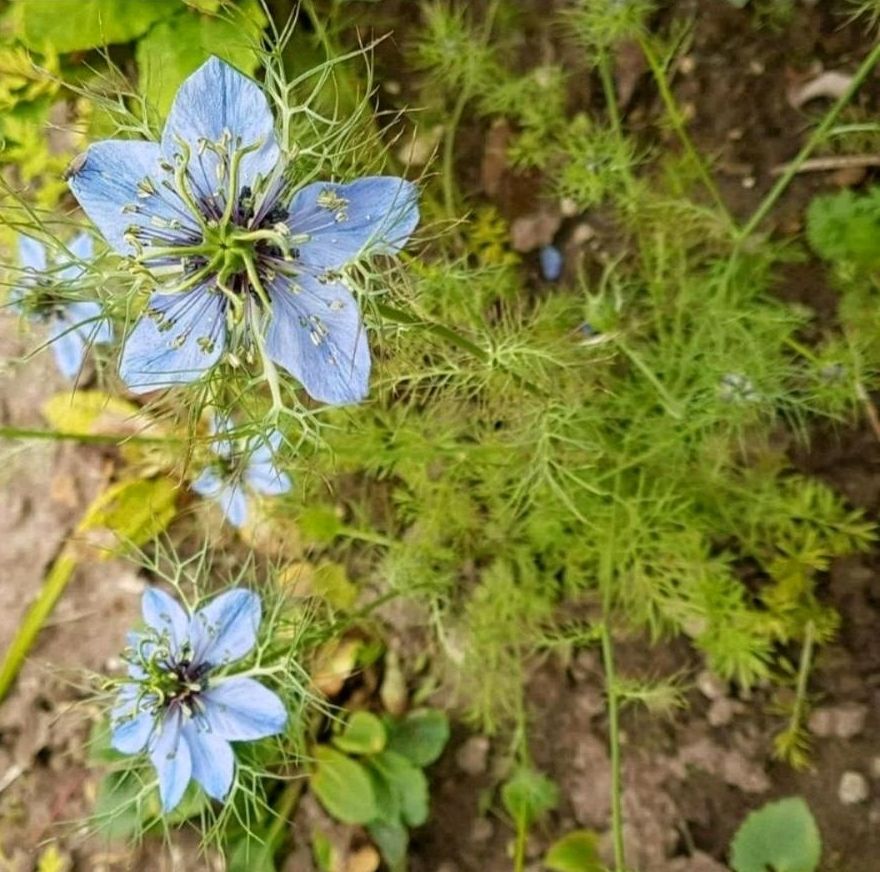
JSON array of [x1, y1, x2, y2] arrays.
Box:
[[545, 830, 603, 872], [730, 797, 822, 872], [333, 711, 388, 756], [310, 746, 378, 825], [385, 709, 450, 767]]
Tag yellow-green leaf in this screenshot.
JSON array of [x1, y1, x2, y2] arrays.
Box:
[[76, 476, 177, 559]]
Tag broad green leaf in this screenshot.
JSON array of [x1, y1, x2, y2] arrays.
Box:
[[501, 767, 559, 828], [14, 0, 180, 53], [730, 797, 821, 872], [136, 0, 267, 116], [334, 710, 388, 756], [386, 709, 450, 767], [310, 746, 378, 825], [545, 830, 604, 872], [369, 751, 429, 828], [368, 820, 409, 872], [227, 831, 277, 872], [77, 476, 178, 558]]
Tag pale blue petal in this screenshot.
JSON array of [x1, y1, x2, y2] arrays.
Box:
[[161, 57, 280, 201], [111, 686, 156, 755], [209, 411, 235, 459], [287, 177, 419, 270], [191, 589, 261, 666], [181, 721, 234, 801], [66, 301, 114, 345], [57, 233, 93, 282], [149, 708, 192, 812], [202, 677, 287, 741], [68, 140, 195, 256], [245, 459, 292, 496], [119, 287, 226, 393], [217, 482, 248, 528], [192, 467, 224, 499], [265, 273, 370, 406], [18, 236, 47, 272], [142, 587, 189, 653], [49, 319, 86, 379]]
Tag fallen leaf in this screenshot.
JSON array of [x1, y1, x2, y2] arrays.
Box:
[[788, 70, 854, 109], [481, 118, 512, 198]]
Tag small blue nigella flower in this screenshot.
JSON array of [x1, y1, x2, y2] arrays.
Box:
[[12, 233, 113, 378], [66, 56, 419, 406], [111, 587, 287, 812], [192, 416, 292, 528]]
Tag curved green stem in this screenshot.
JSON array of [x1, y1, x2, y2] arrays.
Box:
[[638, 35, 734, 228], [738, 40, 880, 242]]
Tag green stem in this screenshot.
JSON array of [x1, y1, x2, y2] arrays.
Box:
[[596, 49, 638, 207], [375, 302, 541, 396], [615, 339, 682, 418], [512, 814, 527, 872], [738, 41, 880, 242], [790, 620, 815, 739], [600, 621, 626, 872], [0, 425, 182, 446], [264, 779, 305, 861], [0, 550, 77, 701], [638, 35, 733, 227]]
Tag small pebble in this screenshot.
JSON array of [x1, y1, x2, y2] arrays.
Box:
[[696, 670, 727, 701], [809, 703, 868, 739], [539, 245, 563, 281], [470, 818, 494, 843], [839, 771, 869, 805], [455, 736, 490, 776]]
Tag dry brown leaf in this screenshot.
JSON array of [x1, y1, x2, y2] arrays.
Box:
[[788, 69, 854, 109]]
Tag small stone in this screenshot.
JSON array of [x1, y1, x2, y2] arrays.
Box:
[[470, 818, 494, 843], [870, 757, 880, 779], [434, 863, 459, 872], [696, 671, 727, 701], [839, 771, 870, 805], [707, 698, 741, 727], [808, 703, 868, 739], [455, 736, 490, 776]]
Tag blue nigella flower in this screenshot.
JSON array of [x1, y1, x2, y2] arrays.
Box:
[[111, 587, 287, 812], [12, 233, 113, 378], [192, 416, 292, 528], [66, 57, 419, 406]]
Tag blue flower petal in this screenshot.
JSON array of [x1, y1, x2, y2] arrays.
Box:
[[68, 140, 196, 256], [161, 57, 280, 202], [245, 458, 292, 496], [119, 287, 226, 393], [148, 708, 192, 812], [66, 301, 114, 345], [181, 721, 234, 801], [18, 236, 46, 272], [265, 273, 370, 406], [48, 318, 86, 379], [201, 676, 287, 741], [192, 469, 248, 527], [191, 589, 260, 666], [57, 233, 92, 282], [111, 685, 156, 754], [142, 587, 189, 653], [287, 176, 419, 270]]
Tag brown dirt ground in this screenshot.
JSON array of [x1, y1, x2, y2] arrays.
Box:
[[2, 1, 880, 871]]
